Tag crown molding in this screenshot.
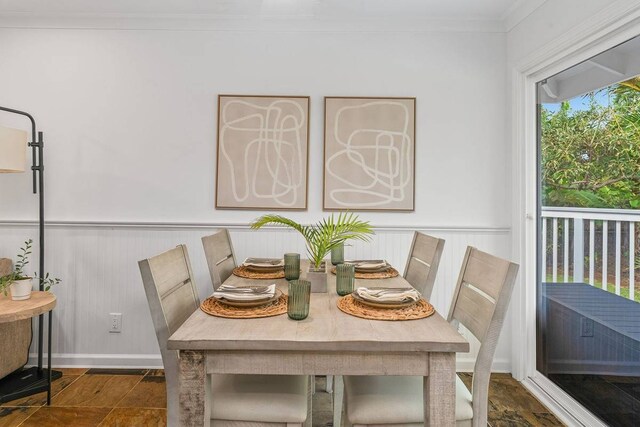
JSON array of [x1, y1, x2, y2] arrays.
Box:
[[0, 2, 563, 34], [502, 0, 547, 32], [515, 0, 640, 74], [0, 11, 505, 33]]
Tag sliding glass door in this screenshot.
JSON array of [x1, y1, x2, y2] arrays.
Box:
[[536, 36, 640, 427]]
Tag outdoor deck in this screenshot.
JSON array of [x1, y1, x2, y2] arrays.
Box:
[[544, 282, 640, 376], [544, 282, 640, 426]]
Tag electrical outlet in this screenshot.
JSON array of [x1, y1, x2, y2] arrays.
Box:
[[580, 317, 594, 337], [109, 313, 122, 333]]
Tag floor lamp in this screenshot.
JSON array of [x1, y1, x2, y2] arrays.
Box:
[[0, 106, 61, 405]]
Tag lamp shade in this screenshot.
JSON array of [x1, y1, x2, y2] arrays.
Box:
[[0, 125, 27, 173]]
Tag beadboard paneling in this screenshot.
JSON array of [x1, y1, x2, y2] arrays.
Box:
[[0, 223, 512, 372]]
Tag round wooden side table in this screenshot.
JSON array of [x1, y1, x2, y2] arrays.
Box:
[[0, 291, 56, 323], [0, 291, 61, 405]]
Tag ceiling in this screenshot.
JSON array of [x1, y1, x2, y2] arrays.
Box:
[[0, 0, 527, 21]]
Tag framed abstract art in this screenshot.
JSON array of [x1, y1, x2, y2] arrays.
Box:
[[216, 95, 310, 210], [323, 97, 416, 211]]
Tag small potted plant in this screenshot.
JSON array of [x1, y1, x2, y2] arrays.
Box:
[[0, 239, 61, 301], [251, 212, 374, 292]]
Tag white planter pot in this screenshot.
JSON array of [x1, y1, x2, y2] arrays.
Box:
[[10, 278, 33, 301], [306, 262, 327, 293]]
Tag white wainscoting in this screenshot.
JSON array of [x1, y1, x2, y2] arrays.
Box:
[[0, 222, 512, 372]]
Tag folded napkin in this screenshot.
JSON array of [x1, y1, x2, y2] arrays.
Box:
[[347, 260, 389, 271], [213, 284, 276, 301], [356, 287, 421, 303], [242, 258, 284, 268]]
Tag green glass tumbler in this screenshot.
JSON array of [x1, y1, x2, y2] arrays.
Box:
[[284, 253, 300, 281], [331, 242, 345, 266], [336, 263, 355, 296], [288, 279, 311, 320]]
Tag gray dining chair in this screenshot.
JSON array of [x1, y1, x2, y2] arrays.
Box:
[[331, 233, 446, 426], [341, 246, 519, 427], [403, 232, 445, 299], [202, 229, 237, 290], [139, 245, 311, 427]]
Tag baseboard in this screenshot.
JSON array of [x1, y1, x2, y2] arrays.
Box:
[[456, 357, 511, 373], [27, 353, 511, 373], [27, 353, 163, 369]]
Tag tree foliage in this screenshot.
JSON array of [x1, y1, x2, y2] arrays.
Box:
[[541, 77, 640, 209]]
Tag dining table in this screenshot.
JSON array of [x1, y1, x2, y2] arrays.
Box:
[[167, 260, 469, 426]]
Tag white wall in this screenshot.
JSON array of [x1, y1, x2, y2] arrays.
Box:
[[0, 25, 512, 370], [0, 28, 508, 227]]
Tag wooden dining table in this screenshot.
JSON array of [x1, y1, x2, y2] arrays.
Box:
[[167, 260, 469, 426]]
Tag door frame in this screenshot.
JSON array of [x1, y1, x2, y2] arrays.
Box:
[[510, 3, 640, 426]]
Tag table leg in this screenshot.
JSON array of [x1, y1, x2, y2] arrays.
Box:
[[179, 350, 206, 427], [333, 375, 343, 427], [424, 352, 456, 426]]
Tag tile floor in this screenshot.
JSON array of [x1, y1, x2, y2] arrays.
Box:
[[458, 373, 564, 426], [0, 369, 563, 426]]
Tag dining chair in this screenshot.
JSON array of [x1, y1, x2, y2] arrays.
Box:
[[341, 246, 519, 427], [331, 232, 446, 426], [403, 232, 445, 299], [202, 230, 317, 424], [139, 245, 311, 427], [202, 229, 236, 290]]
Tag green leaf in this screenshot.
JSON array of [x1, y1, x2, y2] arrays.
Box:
[[250, 213, 374, 269]]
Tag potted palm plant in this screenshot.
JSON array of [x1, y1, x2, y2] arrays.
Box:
[[0, 239, 60, 301], [251, 212, 374, 292]]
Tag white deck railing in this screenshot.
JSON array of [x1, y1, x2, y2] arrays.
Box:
[[541, 207, 639, 301]]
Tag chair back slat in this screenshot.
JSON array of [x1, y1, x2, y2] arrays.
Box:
[[403, 232, 445, 298], [162, 279, 200, 336], [460, 249, 509, 301], [202, 229, 237, 289], [148, 246, 192, 300], [450, 283, 497, 342]]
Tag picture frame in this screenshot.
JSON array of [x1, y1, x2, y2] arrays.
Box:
[[323, 96, 416, 211], [216, 95, 310, 210]]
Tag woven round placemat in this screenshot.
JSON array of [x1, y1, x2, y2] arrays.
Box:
[[200, 294, 288, 319], [233, 265, 285, 280], [337, 294, 435, 321], [330, 266, 400, 279]]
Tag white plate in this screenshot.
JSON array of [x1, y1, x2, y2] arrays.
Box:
[[217, 289, 282, 308]]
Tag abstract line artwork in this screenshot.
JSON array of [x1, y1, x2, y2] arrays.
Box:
[[216, 95, 309, 210], [323, 97, 415, 211]]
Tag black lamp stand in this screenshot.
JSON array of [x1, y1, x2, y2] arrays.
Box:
[[0, 106, 62, 405]]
